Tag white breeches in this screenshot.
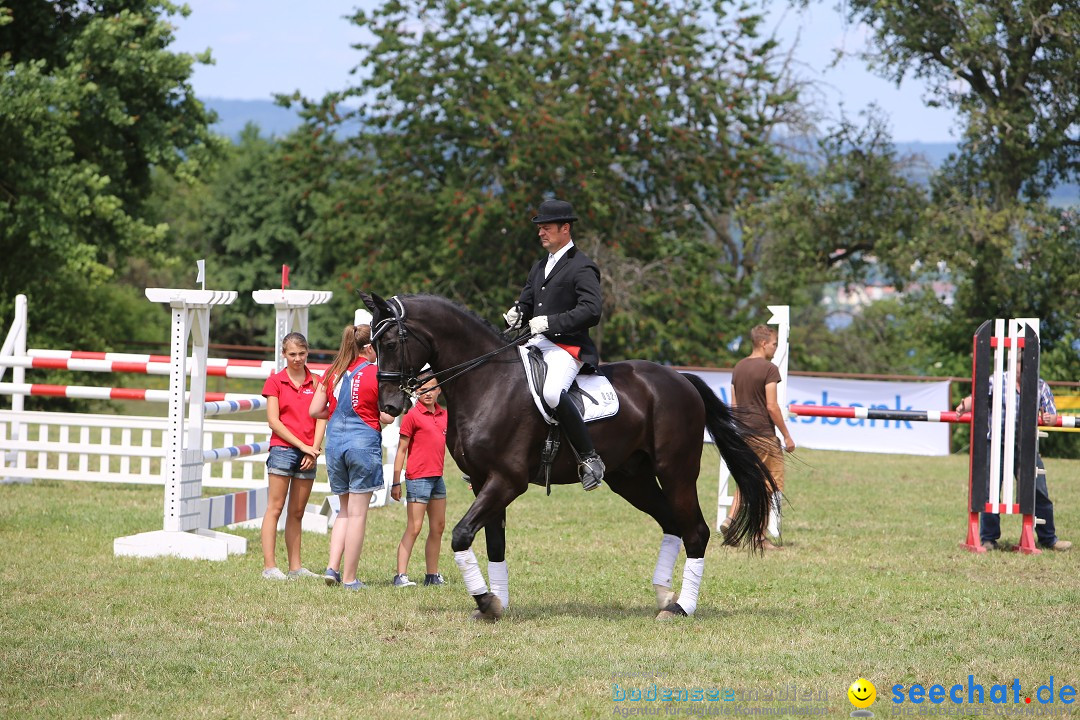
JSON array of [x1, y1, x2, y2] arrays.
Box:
[[527, 336, 582, 409]]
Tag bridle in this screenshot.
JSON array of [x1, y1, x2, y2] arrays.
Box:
[[370, 296, 531, 397], [370, 296, 426, 395]]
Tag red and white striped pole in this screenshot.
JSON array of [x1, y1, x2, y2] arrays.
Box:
[[788, 403, 1075, 429], [5, 352, 328, 379], [788, 404, 973, 424], [0, 382, 258, 405]]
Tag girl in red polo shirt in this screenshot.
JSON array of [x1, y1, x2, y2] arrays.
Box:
[[260, 332, 325, 581], [389, 378, 449, 587], [309, 324, 392, 590]]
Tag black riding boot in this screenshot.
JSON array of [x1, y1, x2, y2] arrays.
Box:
[[555, 391, 605, 491]]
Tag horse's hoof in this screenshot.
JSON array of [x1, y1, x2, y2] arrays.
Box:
[[655, 603, 689, 621], [653, 584, 679, 611], [470, 609, 499, 623], [470, 592, 503, 622]]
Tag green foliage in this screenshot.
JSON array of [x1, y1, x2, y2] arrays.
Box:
[[742, 114, 929, 316], [760, 0, 1078, 392], [147, 121, 369, 351], [842, 0, 1079, 206], [292, 0, 802, 362], [0, 0, 218, 351]]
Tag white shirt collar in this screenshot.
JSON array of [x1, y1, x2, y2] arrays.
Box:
[[545, 240, 574, 276]]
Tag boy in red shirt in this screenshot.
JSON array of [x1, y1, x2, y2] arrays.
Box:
[[390, 378, 449, 587]]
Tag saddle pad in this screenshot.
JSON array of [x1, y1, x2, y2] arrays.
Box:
[[517, 346, 619, 424]]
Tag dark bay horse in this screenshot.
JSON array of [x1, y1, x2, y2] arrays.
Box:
[[362, 293, 775, 621]]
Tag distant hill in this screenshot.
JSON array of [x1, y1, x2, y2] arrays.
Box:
[[201, 97, 1076, 206], [203, 97, 304, 139], [895, 141, 956, 167]]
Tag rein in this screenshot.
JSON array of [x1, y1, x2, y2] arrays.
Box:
[[372, 296, 532, 397], [414, 332, 531, 395]]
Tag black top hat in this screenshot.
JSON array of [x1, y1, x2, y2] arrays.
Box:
[[531, 199, 578, 224]]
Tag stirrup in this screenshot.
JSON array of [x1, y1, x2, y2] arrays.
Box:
[[579, 453, 605, 491]]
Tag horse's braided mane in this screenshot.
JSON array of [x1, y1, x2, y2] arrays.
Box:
[[402, 293, 503, 339]]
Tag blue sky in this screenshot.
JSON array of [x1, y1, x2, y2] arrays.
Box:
[[171, 1, 960, 143]]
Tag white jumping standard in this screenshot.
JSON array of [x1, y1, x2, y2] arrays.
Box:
[[0, 286, 409, 558], [113, 288, 248, 559], [0, 286, 332, 558], [716, 305, 789, 537], [253, 289, 334, 371], [111, 287, 348, 560]]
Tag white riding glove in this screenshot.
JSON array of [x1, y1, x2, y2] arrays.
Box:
[[503, 305, 522, 330], [529, 315, 549, 335]]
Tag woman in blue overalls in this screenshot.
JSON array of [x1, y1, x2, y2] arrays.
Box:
[[310, 324, 390, 590]]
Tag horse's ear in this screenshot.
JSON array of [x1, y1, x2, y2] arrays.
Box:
[[357, 291, 380, 315]]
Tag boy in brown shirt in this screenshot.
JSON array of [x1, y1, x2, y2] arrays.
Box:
[[723, 324, 795, 549]]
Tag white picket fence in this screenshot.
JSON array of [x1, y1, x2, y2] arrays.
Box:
[[0, 409, 328, 491]]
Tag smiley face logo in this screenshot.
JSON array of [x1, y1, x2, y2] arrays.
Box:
[[848, 678, 876, 709]]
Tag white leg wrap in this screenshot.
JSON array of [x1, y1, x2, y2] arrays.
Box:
[[652, 534, 681, 587], [678, 557, 705, 616], [767, 491, 783, 538], [488, 560, 510, 609], [454, 549, 489, 596], [653, 534, 682, 609]]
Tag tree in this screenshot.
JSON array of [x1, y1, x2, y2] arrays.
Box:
[[297, 0, 806, 363], [740, 114, 930, 357], [0, 1, 219, 352], [841, 0, 1079, 206], [148, 120, 375, 352], [778, 0, 1079, 402]]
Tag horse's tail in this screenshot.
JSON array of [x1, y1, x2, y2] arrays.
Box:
[[684, 373, 777, 552]]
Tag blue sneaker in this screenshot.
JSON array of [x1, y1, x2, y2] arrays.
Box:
[[324, 567, 341, 587], [423, 573, 446, 586], [343, 580, 366, 591], [393, 573, 416, 588]]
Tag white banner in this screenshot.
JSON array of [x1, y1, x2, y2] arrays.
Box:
[[684, 371, 951, 456]]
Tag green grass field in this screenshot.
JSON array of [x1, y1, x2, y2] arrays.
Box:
[[2, 449, 1078, 719]]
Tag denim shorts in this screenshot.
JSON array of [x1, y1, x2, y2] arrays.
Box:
[[326, 446, 383, 496], [406, 476, 446, 503], [266, 446, 317, 481]]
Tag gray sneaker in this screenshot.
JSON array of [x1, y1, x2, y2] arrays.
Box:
[[262, 567, 287, 581], [393, 573, 417, 587], [343, 580, 367, 591], [324, 567, 341, 586], [579, 452, 605, 491], [287, 568, 321, 580]]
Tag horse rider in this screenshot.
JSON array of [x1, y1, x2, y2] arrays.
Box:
[[503, 198, 606, 491]]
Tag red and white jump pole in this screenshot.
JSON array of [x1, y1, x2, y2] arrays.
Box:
[[0, 382, 258, 404], [1, 353, 329, 378], [789, 405, 972, 424], [787, 404, 1073, 429]]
